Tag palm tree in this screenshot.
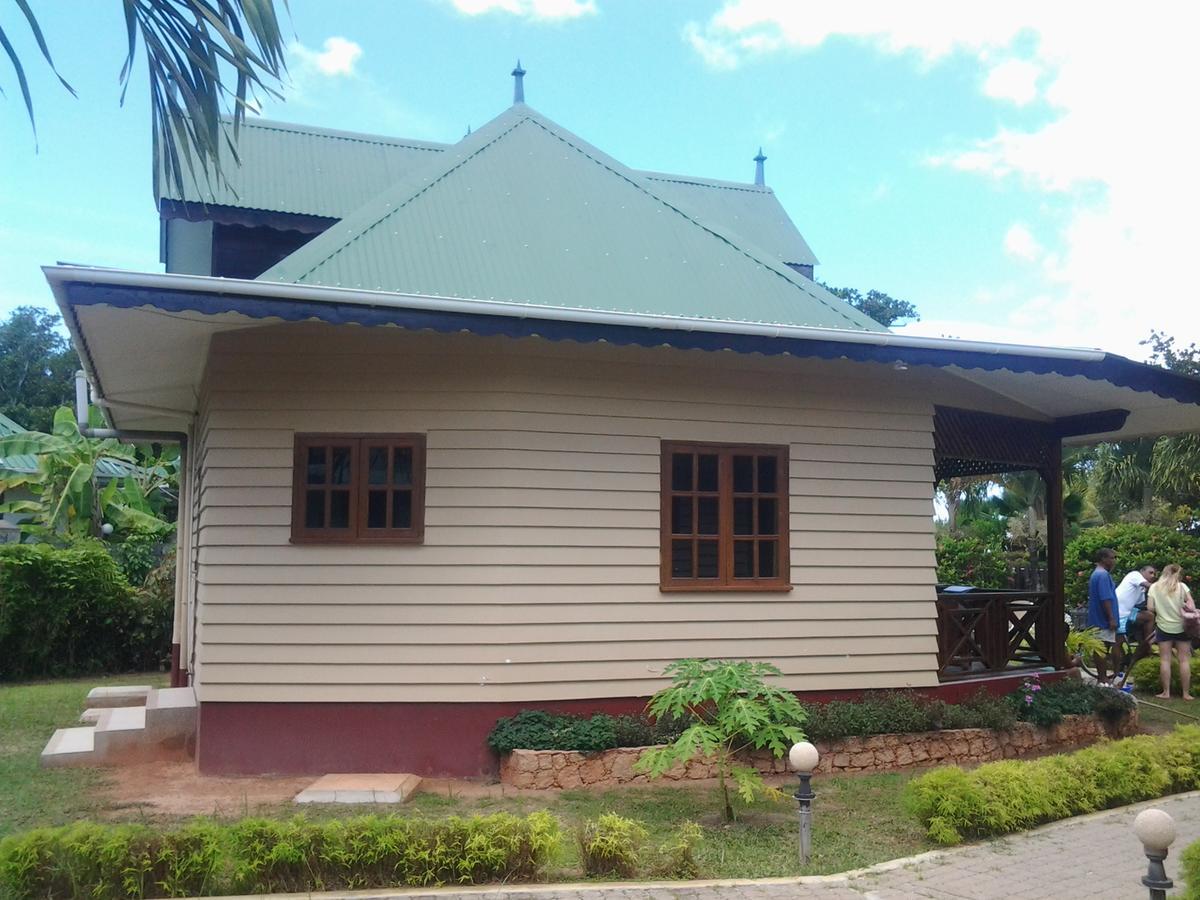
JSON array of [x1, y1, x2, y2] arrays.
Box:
[[2, 0, 288, 196]]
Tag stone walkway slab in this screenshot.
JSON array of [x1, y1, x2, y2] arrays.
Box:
[[296, 773, 422, 804]]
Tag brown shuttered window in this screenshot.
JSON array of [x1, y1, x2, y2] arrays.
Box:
[[291, 434, 425, 544], [660, 442, 790, 591]]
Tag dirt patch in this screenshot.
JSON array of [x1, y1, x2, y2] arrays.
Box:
[[104, 762, 311, 820]]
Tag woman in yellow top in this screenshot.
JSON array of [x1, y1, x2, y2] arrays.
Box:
[[1148, 564, 1197, 700]]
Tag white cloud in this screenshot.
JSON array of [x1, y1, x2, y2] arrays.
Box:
[[1003, 223, 1042, 262], [983, 59, 1040, 105], [682, 2, 1200, 361], [291, 37, 363, 76], [446, 0, 596, 20]]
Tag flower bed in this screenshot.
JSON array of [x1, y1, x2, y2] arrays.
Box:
[[499, 711, 1139, 790]]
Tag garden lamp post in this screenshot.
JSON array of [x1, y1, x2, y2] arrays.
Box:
[[1133, 808, 1177, 900], [789, 740, 819, 866]]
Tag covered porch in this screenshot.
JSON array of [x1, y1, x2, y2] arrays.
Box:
[[930, 405, 1129, 681]]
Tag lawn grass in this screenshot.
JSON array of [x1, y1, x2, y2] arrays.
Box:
[[1132, 691, 1200, 733], [0, 672, 166, 838]]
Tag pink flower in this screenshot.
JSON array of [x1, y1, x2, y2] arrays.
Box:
[[1025, 695, 1034, 705]]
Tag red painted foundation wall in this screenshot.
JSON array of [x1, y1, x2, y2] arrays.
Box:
[[197, 670, 1066, 777]]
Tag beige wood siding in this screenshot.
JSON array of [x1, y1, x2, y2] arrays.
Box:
[[193, 325, 941, 703]]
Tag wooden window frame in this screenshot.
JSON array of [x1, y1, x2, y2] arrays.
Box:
[[659, 441, 791, 592], [290, 433, 426, 544]]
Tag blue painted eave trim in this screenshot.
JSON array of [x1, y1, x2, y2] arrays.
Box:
[[63, 282, 1200, 408]]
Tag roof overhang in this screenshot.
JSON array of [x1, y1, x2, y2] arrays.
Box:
[[46, 265, 1200, 441]]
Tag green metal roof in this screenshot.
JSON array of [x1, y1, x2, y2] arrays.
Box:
[[157, 118, 449, 218], [0, 413, 137, 480], [259, 105, 881, 331], [638, 171, 818, 267], [157, 117, 818, 266]]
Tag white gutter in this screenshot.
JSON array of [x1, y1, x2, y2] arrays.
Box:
[[43, 264, 1107, 363]]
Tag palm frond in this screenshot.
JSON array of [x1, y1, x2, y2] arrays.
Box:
[[1, 0, 76, 142]]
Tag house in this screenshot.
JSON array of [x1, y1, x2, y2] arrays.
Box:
[[45, 71, 1200, 777]]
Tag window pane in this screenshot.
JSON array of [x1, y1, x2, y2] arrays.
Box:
[[697, 540, 719, 578], [671, 496, 693, 535], [393, 491, 412, 529], [305, 490, 325, 528], [733, 540, 754, 578], [368, 447, 388, 485], [733, 498, 753, 535], [331, 447, 353, 485], [697, 497, 719, 535], [733, 455, 753, 492], [367, 490, 387, 528], [697, 454, 718, 492], [671, 453, 693, 492], [329, 490, 351, 528], [757, 498, 778, 535], [306, 447, 326, 485], [757, 455, 778, 494], [671, 540, 693, 578], [759, 541, 777, 578], [393, 447, 413, 486]]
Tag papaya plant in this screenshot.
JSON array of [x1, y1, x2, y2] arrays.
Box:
[[635, 658, 807, 822]]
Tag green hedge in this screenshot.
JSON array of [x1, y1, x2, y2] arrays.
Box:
[[1130, 652, 1200, 695], [1065, 524, 1200, 605], [935, 534, 1008, 588], [487, 710, 692, 755], [805, 690, 1017, 741], [1006, 673, 1135, 727], [1181, 838, 1200, 900], [0, 543, 171, 680], [0, 813, 560, 899], [906, 725, 1200, 845]]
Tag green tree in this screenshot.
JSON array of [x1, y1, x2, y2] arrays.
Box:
[[0, 307, 76, 433], [819, 284, 920, 327], [2, 0, 288, 196], [635, 659, 807, 822]]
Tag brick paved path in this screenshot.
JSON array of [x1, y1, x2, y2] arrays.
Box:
[[241, 792, 1200, 900]]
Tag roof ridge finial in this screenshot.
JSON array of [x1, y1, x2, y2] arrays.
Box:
[[754, 147, 767, 186], [512, 59, 526, 105]]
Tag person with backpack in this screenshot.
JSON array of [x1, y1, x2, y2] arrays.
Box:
[[1115, 564, 1158, 686]]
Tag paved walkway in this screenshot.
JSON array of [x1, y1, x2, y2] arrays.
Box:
[[235, 793, 1200, 900]]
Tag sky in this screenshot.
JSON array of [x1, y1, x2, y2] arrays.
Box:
[[1, 0, 1197, 361]]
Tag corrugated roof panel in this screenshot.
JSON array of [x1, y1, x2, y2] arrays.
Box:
[[158, 119, 449, 218], [259, 107, 879, 331], [638, 172, 818, 267]]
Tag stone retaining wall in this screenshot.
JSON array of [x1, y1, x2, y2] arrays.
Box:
[[499, 712, 1139, 790]]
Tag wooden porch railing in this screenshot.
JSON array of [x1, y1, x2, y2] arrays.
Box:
[[936, 590, 1058, 680]]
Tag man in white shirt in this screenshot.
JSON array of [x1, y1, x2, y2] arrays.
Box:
[[1116, 565, 1158, 684]]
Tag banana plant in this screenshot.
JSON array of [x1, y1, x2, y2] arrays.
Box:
[[0, 407, 174, 541]]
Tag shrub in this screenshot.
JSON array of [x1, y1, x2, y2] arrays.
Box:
[[577, 814, 646, 878], [651, 822, 702, 880], [0, 542, 171, 680], [804, 690, 1016, 741], [0, 813, 560, 898], [935, 534, 1007, 588], [610, 713, 692, 748], [906, 725, 1200, 844], [486, 711, 616, 755], [1065, 524, 1200, 605], [1130, 652, 1200, 695], [1181, 838, 1200, 900], [0, 821, 223, 900], [1006, 673, 1134, 727]]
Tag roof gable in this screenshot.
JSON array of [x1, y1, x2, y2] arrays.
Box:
[[259, 106, 881, 331]]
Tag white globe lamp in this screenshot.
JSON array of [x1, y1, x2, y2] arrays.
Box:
[[1134, 808, 1177, 898]]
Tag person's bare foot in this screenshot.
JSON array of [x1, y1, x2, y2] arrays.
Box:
[[1184, 695, 1195, 701], [1156, 692, 1171, 699]]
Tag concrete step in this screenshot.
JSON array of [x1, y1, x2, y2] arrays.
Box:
[[295, 773, 423, 804], [144, 687, 197, 748], [93, 706, 148, 758], [79, 708, 103, 725], [85, 685, 152, 709], [40, 727, 96, 768]]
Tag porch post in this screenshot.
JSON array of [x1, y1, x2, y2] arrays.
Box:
[[1043, 440, 1066, 669]]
